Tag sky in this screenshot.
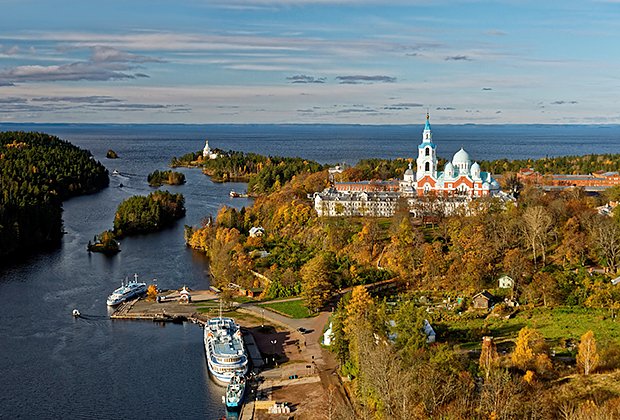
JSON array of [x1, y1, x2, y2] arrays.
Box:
[[0, 0, 619, 124]]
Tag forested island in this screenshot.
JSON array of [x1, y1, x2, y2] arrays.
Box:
[[171, 150, 324, 194], [87, 230, 120, 254], [184, 148, 620, 418], [147, 169, 186, 187], [113, 190, 185, 237], [0, 131, 109, 259]]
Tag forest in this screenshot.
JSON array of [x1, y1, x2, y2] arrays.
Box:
[[113, 190, 185, 236], [0, 131, 109, 258], [147, 169, 186, 187], [183, 149, 620, 418]]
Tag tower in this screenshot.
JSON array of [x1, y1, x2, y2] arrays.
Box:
[[416, 113, 437, 181]]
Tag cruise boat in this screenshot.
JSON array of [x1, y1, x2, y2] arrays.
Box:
[[225, 372, 246, 410], [204, 317, 249, 384], [106, 274, 147, 306]]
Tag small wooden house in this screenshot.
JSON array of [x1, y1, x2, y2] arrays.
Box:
[[472, 290, 495, 310]]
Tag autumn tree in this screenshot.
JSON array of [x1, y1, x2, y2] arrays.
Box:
[[521, 205, 554, 267], [511, 327, 552, 374], [300, 253, 333, 313], [589, 216, 620, 273], [479, 336, 500, 380], [577, 330, 599, 375], [523, 272, 561, 307]]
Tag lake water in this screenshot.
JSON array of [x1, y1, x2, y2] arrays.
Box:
[[1, 123, 619, 419]]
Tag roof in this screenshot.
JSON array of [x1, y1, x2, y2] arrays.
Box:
[[473, 290, 495, 301], [424, 114, 432, 131], [452, 148, 471, 165]]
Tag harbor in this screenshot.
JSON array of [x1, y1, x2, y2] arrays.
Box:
[[107, 288, 350, 418]]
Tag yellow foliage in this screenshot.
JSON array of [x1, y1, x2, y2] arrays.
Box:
[[523, 370, 536, 384], [146, 284, 158, 300]]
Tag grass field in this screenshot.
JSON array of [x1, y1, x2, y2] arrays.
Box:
[[260, 299, 313, 319], [439, 306, 620, 351]]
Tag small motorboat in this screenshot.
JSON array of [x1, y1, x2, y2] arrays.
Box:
[[72, 309, 81, 317]]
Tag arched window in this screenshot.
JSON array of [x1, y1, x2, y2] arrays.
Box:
[[425, 147, 430, 156], [425, 162, 430, 172]]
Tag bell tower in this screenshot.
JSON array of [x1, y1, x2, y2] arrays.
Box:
[[416, 113, 437, 181]]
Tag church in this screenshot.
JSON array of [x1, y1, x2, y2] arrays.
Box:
[[313, 114, 501, 217], [400, 114, 500, 197]]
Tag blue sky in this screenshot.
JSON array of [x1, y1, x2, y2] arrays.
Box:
[[0, 0, 619, 124]]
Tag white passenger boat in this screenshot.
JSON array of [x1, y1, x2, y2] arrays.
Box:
[[204, 317, 249, 384], [106, 274, 147, 306]]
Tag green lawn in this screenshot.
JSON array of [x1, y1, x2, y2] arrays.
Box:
[[260, 299, 314, 319], [439, 306, 620, 350]]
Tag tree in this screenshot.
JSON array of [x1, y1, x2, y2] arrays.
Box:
[[300, 254, 333, 312], [521, 206, 554, 267], [589, 216, 620, 273], [479, 336, 500, 380], [511, 327, 550, 373], [576, 330, 599, 375], [392, 300, 426, 360]]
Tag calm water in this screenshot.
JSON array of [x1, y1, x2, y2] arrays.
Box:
[[1, 123, 620, 419]]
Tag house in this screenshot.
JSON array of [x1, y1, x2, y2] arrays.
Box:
[[323, 322, 334, 346], [249, 226, 265, 237], [498, 275, 515, 289], [245, 287, 264, 298], [472, 290, 495, 310]]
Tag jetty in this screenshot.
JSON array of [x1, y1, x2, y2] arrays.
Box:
[[109, 289, 218, 323]]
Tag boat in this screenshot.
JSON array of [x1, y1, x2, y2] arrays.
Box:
[[204, 317, 249, 384], [112, 169, 120, 175], [106, 274, 147, 306], [72, 309, 80, 317], [229, 190, 248, 198], [225, 372, 246, 410]]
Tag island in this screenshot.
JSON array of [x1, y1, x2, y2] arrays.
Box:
[[147, 169, 186, 187], [113, 190, 185, 237], [106, 149, 119, 159], [87, 230, 120, 254], [0, 131, 109, 259]]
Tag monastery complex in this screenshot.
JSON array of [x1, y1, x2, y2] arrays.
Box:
[[313, 115, 503, 217]]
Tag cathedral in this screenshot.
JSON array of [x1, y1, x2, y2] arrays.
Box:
[[400, 114, 500, 197], [313, 114, 502, 217]]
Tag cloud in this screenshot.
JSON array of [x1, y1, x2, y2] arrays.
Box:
[[482, 87, 493, 91], [2, 45, 19, 55], [383, 102, 424, 110], [0, 96, 27, 104], [90, 46, 164, 63], [486, 30, 507, 36], [436, 106, 455, 110], [286, 74, 326, 84], [336, 75, 396, 84], [0, 62, 142, 84], [31, 95, 123, 104], [551, 100, 578, 105], [445, 55, 472, 61]]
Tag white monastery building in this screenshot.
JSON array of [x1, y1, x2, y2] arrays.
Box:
[[313, 114, 502, 217]]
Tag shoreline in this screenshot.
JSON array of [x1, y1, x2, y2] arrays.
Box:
[[108, 291, 351, 418]]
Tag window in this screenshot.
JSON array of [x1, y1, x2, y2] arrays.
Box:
[[425, 147, 430, 156], [425, 162, 430, 172]]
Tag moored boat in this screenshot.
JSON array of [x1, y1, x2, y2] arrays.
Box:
[[106, 274, 147, 306], [204, 317, 249, 384], [225, 372, 246, 410]]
